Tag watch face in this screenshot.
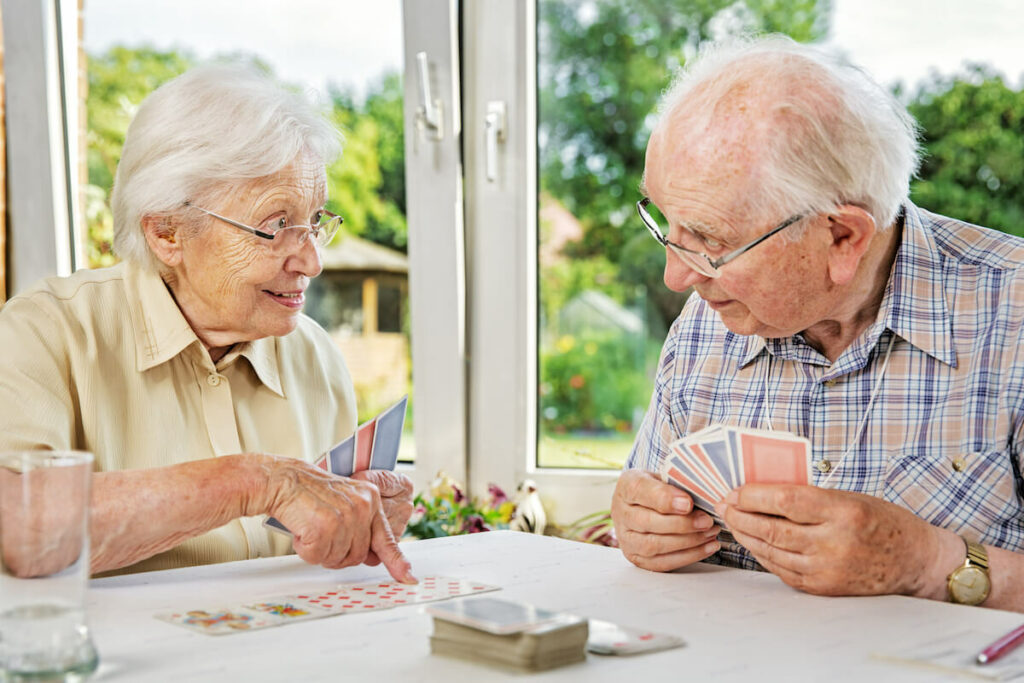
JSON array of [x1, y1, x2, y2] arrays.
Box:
[[950, 566, 990, 605]]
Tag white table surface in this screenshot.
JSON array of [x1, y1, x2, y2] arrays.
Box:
[[86, 530, 1023, 682]]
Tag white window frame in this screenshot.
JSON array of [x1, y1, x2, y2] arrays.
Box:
[[2, 0, 83, 295], [463, 0, 618, 524]]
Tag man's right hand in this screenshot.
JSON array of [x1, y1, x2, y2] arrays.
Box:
[[253, 456, 416, 584], [611, 469, 721, 572]]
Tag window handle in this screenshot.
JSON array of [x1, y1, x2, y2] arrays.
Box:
[[485, 101, 507, 182], [415, 51, 443, 141]]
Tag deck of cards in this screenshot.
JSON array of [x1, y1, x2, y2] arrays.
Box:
[[660, 425, 812, 526], [427, 597, 589, 672], [265, 395, 408, 534]]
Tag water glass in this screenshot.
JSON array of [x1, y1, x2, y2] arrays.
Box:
[[0, 451, 98, 681]]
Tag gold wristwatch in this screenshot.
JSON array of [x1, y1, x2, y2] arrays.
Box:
[[946, 536, 990, 606]]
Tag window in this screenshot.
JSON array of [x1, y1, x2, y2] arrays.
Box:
[[8, 0, 1022, 527]]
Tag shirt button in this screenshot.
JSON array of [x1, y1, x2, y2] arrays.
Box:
[[817, 460, 832, 473], [207, 374, 222, 387], [952, 457, 967, 472], [823, 379, 838, 388]]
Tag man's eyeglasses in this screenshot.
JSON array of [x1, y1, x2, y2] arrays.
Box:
[[636, 198, 803, 279], [184, 202, 343, 250]]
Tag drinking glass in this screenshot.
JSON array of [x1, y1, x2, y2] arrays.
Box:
[[0, 451, 98, 681]]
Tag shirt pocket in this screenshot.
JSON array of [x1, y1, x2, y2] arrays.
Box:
[[883, 449, 1019, 540]]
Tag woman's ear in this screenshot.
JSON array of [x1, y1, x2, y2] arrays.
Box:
[[825, 205, 876, 286], [142, 214, 183, 268]]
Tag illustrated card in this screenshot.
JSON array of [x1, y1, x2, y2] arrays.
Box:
[[155, 607, 277, 636], [587, 619, 686, 656]]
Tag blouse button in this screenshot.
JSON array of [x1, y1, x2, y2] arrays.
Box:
[[207, 374, 222, 387]]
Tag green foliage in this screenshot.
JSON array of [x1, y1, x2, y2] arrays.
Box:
[[404, 480, 514, 539], [908, 66, 1024, 236], [540, 332, 657, 432], [538, 0, 828, 262], [328, 73, 408, 251], [85, 46, 194, 267]]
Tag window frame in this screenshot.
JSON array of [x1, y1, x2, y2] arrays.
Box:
[[462, 0, 619, 523]]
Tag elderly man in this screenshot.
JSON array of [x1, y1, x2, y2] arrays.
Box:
[[611, 36, 1024, 612]]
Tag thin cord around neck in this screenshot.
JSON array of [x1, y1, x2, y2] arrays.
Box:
[[760, 334, 897, 487]]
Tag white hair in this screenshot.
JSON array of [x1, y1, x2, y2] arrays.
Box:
[[655, 35, 920, 232], [111, 64, 342, 269]]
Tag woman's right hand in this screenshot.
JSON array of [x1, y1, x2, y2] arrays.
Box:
[[250, 455, 416, 583]]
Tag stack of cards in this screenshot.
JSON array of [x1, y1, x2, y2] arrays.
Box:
[[659, 425, 812, 526], [156, 576, 499, 636], [265, 395, 408, 534], [427, 597, 589, 672]]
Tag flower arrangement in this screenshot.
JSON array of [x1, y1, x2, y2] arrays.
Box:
[[404, 472, 516, 539]]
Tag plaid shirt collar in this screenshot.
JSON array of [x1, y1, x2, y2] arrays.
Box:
[[738, 201, 957, 371]]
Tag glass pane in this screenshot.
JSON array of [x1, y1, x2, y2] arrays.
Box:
[[536, 0, 1023, 470], [81, 0, 415, 461]]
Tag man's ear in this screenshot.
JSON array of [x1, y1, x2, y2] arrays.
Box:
[[825, 205, 876, 286], [142, 214, 183, 268]]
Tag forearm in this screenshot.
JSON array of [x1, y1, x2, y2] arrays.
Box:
[[89, 454, 271, 574], [912, 525, 1024, 612]]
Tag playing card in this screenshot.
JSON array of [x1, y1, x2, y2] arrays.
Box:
[[426, 597, 562, 635], [242, 598, 331, 622], [587, 619, 686, 656], [370, 395, 408, 470], [671, 442, 730, 498], [684, 427, 740, 490], [353, 418, 376, 473], [156, 607, 277, 635], [284, 576, 501, 615], [725, 427, 811, 484], [314, 453, 328, 471], [329, 433, 355, 477], [659, 456, 725, 524]]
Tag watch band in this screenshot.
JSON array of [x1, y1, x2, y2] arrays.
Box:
[[965, 538, 989, 571]]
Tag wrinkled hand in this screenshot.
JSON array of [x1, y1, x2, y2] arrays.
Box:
[[258, 457, 416, 583], [611, 469, 721, 572], [715, 484, 951, 597], [350, 470, 414, 567], [351, 470, 414, 538]]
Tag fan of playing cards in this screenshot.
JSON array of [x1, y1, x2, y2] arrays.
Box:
[[265, 395, 408, 535], [659, 425, 812, 527]]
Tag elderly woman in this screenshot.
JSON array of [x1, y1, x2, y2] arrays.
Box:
[[0, 65, 415, 581]]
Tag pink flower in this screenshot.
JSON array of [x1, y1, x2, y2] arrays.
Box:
[[488, 483, 508, 506], [452, 483, 465, 503]]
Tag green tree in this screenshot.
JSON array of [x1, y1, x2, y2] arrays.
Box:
[[86, 46, 193, 266], [908, 65, 1024, 237], [328, 71, 408, 250], [538, 0, 828, 260]]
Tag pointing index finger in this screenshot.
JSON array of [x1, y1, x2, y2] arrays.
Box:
[[370, 513, 417, 584]]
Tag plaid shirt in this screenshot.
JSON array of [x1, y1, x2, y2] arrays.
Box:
[[626, 202, 1024, 570]]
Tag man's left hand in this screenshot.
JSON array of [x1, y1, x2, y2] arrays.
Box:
[[716, 484, 953, 598]]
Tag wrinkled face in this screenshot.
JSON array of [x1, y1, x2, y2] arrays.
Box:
[[643, 123, 836, 339], [170, 151, 327, 348]]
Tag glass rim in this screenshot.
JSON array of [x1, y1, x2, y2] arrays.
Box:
[[0, 450, 94, 469]]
